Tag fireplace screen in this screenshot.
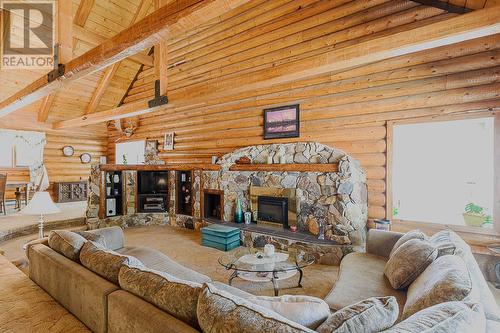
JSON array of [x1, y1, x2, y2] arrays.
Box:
[[257, 196, 288, 228]]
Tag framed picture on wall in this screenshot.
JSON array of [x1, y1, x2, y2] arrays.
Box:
[[263, 104, 300, 139], [164, 132, 174, 150]]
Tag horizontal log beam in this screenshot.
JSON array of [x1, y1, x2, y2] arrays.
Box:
[[52, 6, 500, 128], [73, 25, 154, 66], [0, 0, 250, 118]]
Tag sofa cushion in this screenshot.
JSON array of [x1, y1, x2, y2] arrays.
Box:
[[324, 253, 406, 318], [316, 296, 398, 333], [403, 255, 474, 319], [197, 282, 314, 333], [380, 302, 485, 333], [384, 239, 437, 290], [48, 230, 105, 262], [75, 231, 107, 247], [79, 241, 142, 284], [428, 229, 469, 257], [116, 246, 210, 284], [389, 230, 427, 257], [250, 295, 330, 329], [118, 263, 203, 328], [87, 226, 124, 251], [430, 230, 500, 322]]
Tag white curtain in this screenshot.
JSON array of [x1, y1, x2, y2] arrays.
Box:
[[0, 129, 49, 190]]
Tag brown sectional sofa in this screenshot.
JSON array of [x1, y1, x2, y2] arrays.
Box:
[[27, 227, 500, 332]]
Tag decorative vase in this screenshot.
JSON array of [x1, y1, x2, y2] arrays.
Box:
[[234, 199, 244, 223], [113, 174, 120, 183], [244, 211, 252, 224]]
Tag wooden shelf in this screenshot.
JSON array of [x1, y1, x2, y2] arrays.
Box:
[[100, 164, 220, 171], [100, 163, 339, 173], [229, 163, 338, 172]]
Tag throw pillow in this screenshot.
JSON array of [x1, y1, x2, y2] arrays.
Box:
[[119, 263, 203, 328], [316, 296, 398, 333], [389, 229, 427, 258], [250, 295, 330, 329], [79, 241, 142, 284], [384, 238, 437, 290], [428, 229, 470, 257], [75, 230, 107, 247], [197, 282, 314, 333], [48, 230, 87, 262], [380, 301, 485, 333], [403, 255, 475, 319]]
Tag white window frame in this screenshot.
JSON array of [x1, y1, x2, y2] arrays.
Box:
[[386, 112, 500, 235]]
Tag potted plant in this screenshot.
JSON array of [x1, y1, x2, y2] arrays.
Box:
[[462, 202, 490, 227]]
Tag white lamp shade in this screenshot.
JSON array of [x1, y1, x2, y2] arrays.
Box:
[[22, 192, 61, 215]]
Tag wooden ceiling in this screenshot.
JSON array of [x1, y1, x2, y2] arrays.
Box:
[[0, 0, 498, 134], [0, 0, 155, 134]]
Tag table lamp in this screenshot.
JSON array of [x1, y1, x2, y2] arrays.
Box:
[[22, 192, 61, 238]]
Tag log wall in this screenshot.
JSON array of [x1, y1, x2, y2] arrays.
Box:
[[107, 0, 500, 221], [0, 110, 107, 200]]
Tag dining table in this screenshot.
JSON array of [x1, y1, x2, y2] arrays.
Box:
[[6, 182, 32, 209]]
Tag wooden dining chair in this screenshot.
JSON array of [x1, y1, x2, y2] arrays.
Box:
[[0, 174, 6, 215]]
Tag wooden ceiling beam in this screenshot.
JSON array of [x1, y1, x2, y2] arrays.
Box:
[[155, 0, 169, 95], [37, 94, 56, 122], [0, 0, 250, 118], [52, 6, 500, 129], [85, 64, 120, 114], [74, 0, 94, 27], [72, 25, 154, 66], [412, 0, 472, 14]]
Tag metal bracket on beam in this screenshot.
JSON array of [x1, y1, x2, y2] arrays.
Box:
[[47, 64, 65, 82], [148, 80, 168, 108], [47, 44, 65, 82]]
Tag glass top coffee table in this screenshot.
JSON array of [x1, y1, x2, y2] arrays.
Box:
[[218, 247, 315, 296]]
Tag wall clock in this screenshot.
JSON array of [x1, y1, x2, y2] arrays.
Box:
[[62, 145, 74, 157], [80, 153, 92, 164]]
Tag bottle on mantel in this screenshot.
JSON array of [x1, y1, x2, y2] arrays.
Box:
[[234, 198, 244, 223]]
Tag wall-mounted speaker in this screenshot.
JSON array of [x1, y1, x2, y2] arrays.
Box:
[[106, 198, 116, 217]]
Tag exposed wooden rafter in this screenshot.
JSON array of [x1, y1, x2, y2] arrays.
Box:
[[37, 0, 73, 123], [73, 0, 94, 27], [0, 0, 250, 118], [85, 0, 151, 115], [37, 94, 56, 122], [412, 0, 473, 14], [52, 6, 500, 129], [85, 65, 119, 114]]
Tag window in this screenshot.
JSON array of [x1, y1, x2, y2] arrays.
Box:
[[0, 129, 44, 168], [391, 117, 494, 229], [115, 140, 145, 165]]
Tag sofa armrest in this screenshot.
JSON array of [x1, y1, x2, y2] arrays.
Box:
[[366, 229, 403, 259], [24, 237, 48, 259], [29, 244, 119, 333], [88, 226, 124, 250]]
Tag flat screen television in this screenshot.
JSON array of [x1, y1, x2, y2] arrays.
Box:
[[137, 171, 168, 194]]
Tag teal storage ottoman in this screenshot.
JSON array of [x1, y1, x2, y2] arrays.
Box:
[[201, 224, 240, 251]]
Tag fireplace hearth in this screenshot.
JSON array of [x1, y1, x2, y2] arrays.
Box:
[[257, 196, 289, 228]]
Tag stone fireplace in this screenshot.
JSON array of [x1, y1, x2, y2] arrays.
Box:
[[203, 189, 224, 221], [202, 142, 368, 247]]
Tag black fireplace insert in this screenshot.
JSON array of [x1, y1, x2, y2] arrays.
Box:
[[257, 196, 288, 228]]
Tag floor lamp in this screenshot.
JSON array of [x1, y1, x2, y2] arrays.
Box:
[[22, 192, 61, 238]]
